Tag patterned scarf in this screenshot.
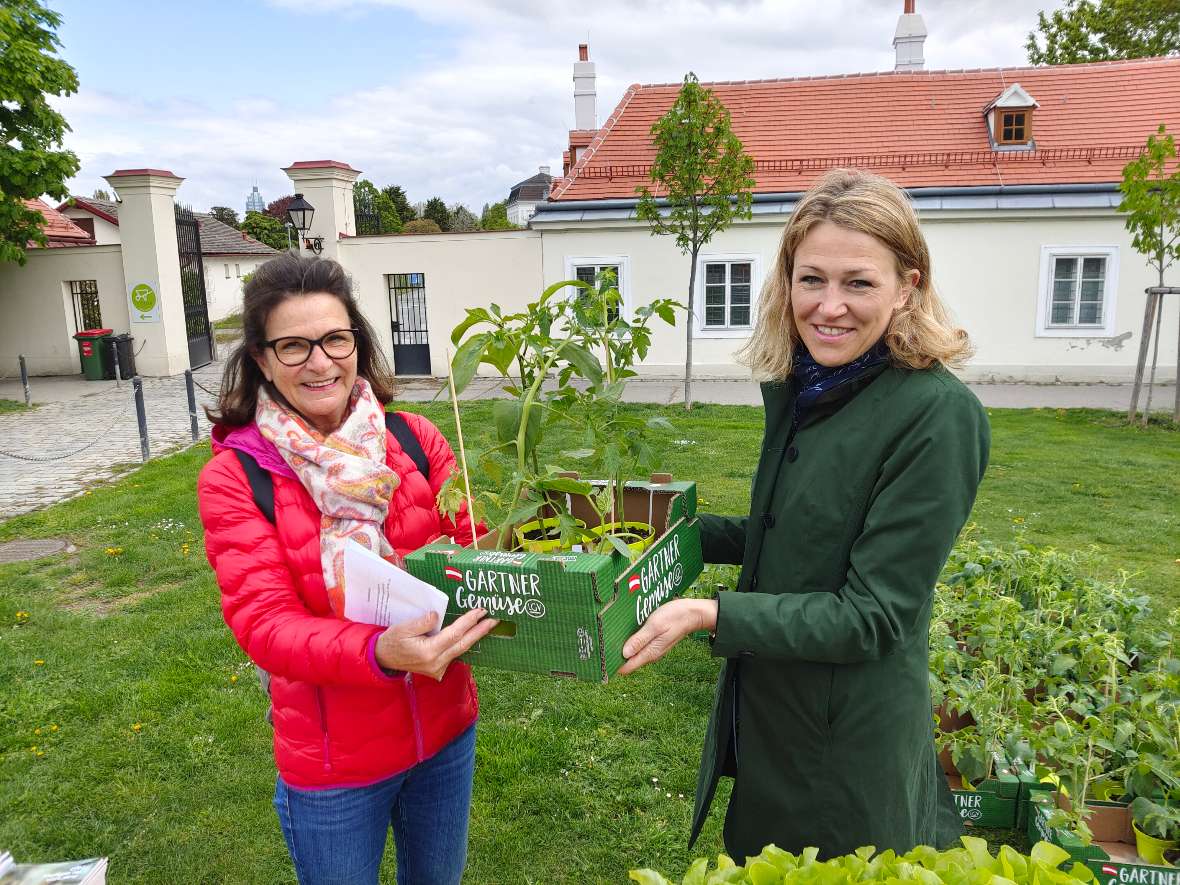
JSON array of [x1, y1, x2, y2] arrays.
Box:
[[792, 338, 891, 429], [255, 379, 399, 616]]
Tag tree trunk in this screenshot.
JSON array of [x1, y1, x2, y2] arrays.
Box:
[[684, 247, 699, 410], [1128, 290, 1157, 422]]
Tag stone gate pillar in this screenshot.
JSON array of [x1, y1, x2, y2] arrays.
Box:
[[103, 168, 189, 376], [282, 160, 360, 262]]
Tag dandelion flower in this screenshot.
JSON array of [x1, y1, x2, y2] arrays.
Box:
[[50, 724, 58, 732], [34, 659, 44, 666], [230, 674, 238, 683], [131, 723, 142, 733]]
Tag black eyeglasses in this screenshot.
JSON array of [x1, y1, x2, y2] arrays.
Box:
[[264, 328, 359, 366]]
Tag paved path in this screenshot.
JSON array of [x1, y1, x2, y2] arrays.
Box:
[[0, 365, 221, 520], [0, 365, 1174, 521]]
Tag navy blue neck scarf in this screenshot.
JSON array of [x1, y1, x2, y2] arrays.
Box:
[[792, 338, 890, 427]]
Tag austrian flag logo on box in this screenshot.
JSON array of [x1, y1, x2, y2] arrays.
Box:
[[1101, 867, 1117, 877], [444, 566, 463, 582], [628, 574, 641, 594]]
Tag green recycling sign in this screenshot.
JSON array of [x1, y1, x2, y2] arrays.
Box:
[[128, 281, 161, 323]]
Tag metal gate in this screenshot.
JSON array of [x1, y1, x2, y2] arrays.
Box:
[[175, 205, 213, 368], [387, 273, 430, 375]]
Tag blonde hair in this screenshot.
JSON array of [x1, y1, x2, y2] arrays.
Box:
[[738, 168, 972, 382]]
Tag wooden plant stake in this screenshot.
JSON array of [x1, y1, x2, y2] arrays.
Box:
[[446, 349, 479, 549]]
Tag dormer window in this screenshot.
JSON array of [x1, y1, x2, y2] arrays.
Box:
[[997, 109, 1030, 145], [984, 83, 1038, 151]]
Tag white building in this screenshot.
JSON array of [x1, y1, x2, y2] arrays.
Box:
[[303, 12, 1179, 383], [505, 167, 553, 226]]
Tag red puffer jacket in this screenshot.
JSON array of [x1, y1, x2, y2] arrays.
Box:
[[198, 411, 478, 789]]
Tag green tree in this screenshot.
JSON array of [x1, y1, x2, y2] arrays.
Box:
[[449, 203, 479, 231], [1027, 0, 1180, 64], [480, 200, 517, 230], [1119, 124, 1180, 422], [354, 179, 402, 234], [92, 188, 110, 200], [382, 185, 414, 222], [635, 72, 755, 409], [0, 0, 80, 265], [422, 196, 451, 231], [241, 210, 291, 251], [403, 218, 442, 234], [209, 206, 240, 228]]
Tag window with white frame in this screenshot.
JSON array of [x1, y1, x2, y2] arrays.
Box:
[[235, 263, 241, 277], [565, 256, 629, 321], [224, 263, 230, 279], [1036, 246, 1119, 337], [697, 256, 758, 334]]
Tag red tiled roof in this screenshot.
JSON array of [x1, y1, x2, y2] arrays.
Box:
[[107, 168, 180, 178], [283, 160, 358, 171], [551, 57, 1180, 201], [23, 198, 94, 247]]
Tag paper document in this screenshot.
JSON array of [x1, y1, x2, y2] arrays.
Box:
[[343, 539, 449, 635]]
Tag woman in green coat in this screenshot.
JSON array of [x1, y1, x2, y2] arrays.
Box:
[[620, 168, 989, 861]]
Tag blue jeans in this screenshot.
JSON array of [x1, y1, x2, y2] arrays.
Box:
[[274, 725, 476, 885]]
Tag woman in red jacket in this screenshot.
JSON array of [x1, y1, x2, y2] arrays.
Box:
[[198, 254, 497, 885]]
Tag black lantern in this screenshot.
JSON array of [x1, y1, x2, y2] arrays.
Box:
[[286, 193, 314, 233], [286, 193, 322, 254]]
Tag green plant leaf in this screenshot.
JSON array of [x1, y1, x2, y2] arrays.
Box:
[[450, 308, 494, 345], [1029, 841, 1071, 870], [628, 871, 672, 885], [450, 333, 489, 394], [561, 342, 604, 385]]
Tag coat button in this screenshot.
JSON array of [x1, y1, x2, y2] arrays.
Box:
[[761, 513, 775, 529], [786, 446, 798, 462]]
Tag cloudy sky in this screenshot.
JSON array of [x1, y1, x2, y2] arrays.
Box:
[[54, 0, 1068, 214]]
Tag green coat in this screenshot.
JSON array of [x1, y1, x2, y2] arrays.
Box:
[[690, 364, 989, 860]]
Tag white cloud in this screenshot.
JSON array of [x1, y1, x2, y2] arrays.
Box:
[[59, 0, 1068, 212]]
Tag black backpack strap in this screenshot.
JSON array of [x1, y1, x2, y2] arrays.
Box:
[[386, 411, 430, 482], [233, 448, 276, 525]]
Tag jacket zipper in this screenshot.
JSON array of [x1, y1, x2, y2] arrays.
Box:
[[315, 686, 332, 772], [404, 673, 425, 761]]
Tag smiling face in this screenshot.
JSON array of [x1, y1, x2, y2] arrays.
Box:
[[790, 221, 918, 367], [253, 292, 358, 435]]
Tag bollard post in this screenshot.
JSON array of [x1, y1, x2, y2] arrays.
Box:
[[109, 338, 121, 388], [133, 376, 150, 462], [184, 369, 199, 442], [18, 354, 30, 406]]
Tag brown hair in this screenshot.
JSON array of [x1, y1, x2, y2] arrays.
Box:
[[205, 254, 396, 427], [738, 168, 972, 382]]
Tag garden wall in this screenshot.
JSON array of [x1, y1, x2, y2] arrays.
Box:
[[0, 245, 127, 375]]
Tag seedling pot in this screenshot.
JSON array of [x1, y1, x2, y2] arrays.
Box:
[[591, 520, 656, 554], [1133, 819, 1180, 866], [515, 517, 586, 553]]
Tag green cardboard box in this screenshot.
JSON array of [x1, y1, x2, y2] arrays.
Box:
[[1027, 790, 1177, 882], [945, 751, 1022, 828], [405, 478, 703, 682]]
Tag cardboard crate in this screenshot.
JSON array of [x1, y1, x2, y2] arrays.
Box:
[[945, 751, 1022, 828], [1028, 791, 1180, 883], [405, 478, 703, 682]]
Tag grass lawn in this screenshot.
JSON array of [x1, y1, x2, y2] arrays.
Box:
[[0, 404, 1176, 883], [0, 398, 32, 413]]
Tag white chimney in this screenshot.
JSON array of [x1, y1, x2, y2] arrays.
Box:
[[573, 43, 596, 130], [539, 165, 551, 175], [893, 0, 927, 71]]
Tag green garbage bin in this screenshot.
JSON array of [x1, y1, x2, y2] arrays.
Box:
[[74, 328, 113, 380]]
